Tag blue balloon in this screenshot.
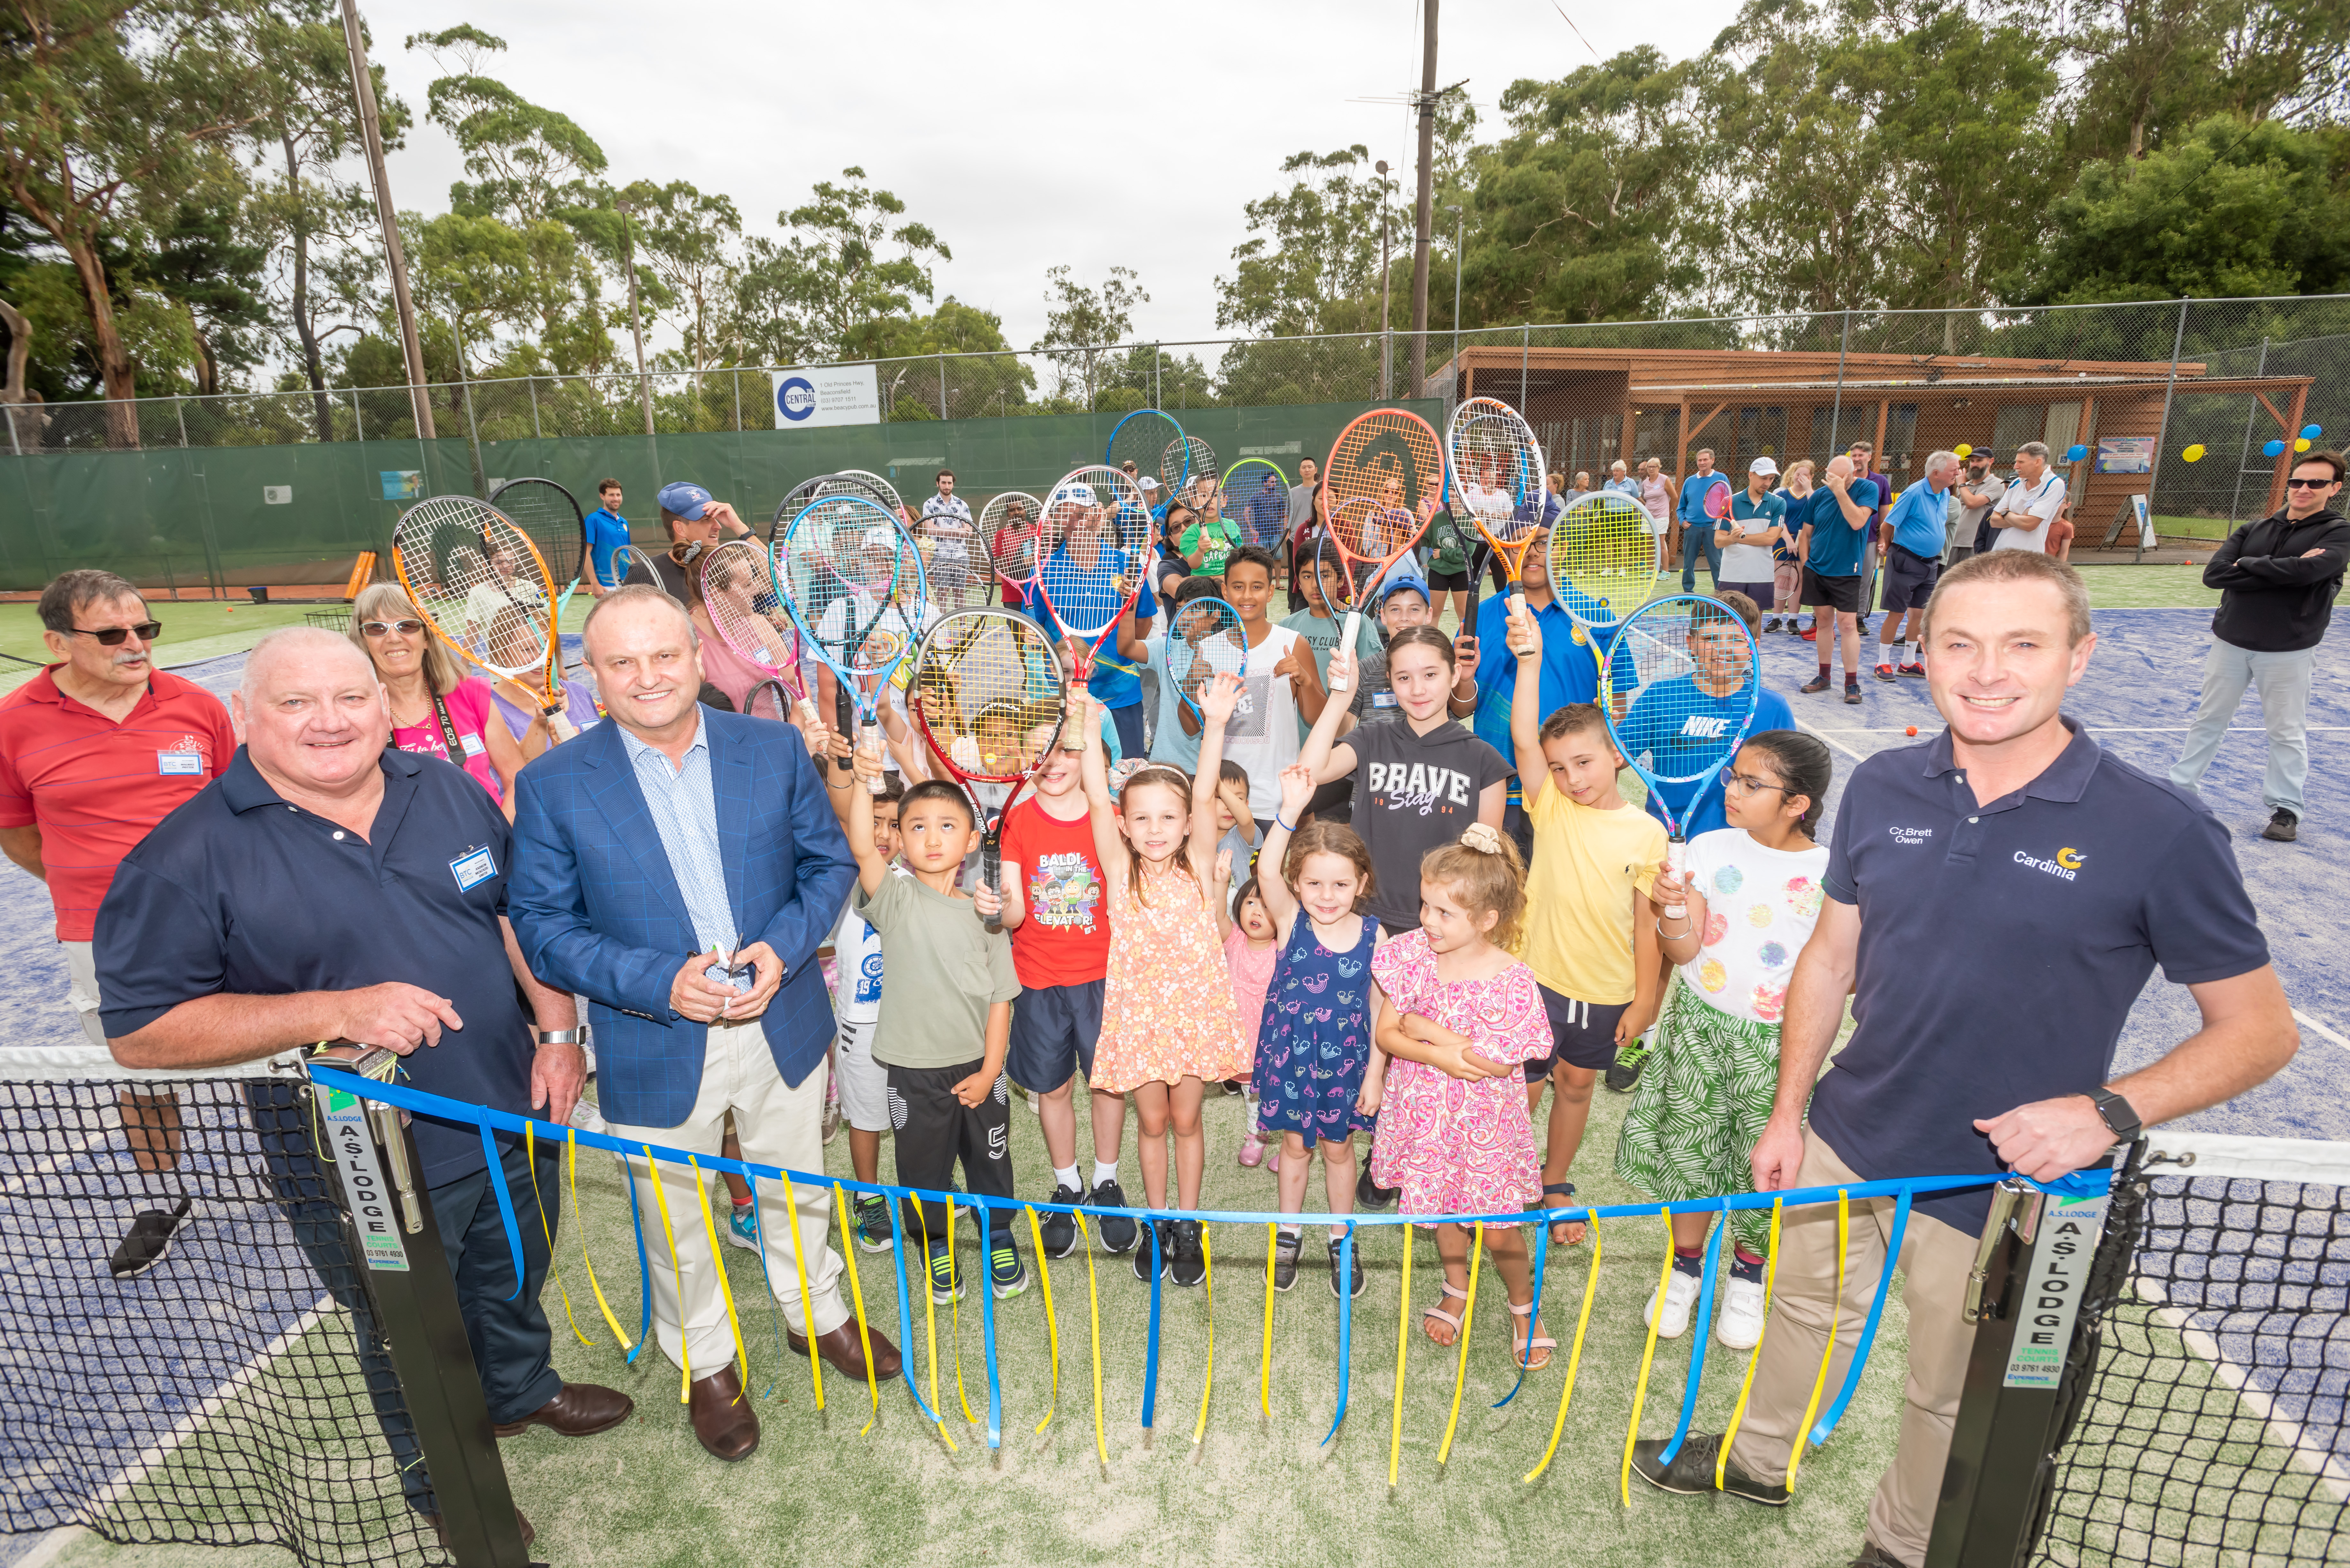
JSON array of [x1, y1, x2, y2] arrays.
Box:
[[2065, 444, 2089, 462], [2302, 424, 2324, 440], [2264, 439, 2288, 457]]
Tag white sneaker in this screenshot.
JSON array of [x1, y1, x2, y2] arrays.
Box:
[[1644, 1269, 1702, 1339], [1716, 1275, 1767, 1350]]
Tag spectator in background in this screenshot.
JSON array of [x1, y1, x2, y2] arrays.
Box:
[[1285, 457, 1320, 553], [1988, 442, 2066, 555], [1715, 457, 1788, 609], [1566, 470, 1594, 506], [584, 479, 632, 597], [918, 469, 975, 604], [1768, 459, 1816, 633], [1606, 460, 1640, 498], [348, 584, 527, 818], [476, 605, 602, 760], [1848, 441, 1892, 629], [1874, 450, 1960, 680], [1677, 448, 1727, 592], [1641, 457, 1676, 559], [0, 569, 235, 1278], [1947, 449, 2004, 567], [631, 482, 754, 604], [2171, 451, 2348, 844], [1795, 456, 1880, 705]]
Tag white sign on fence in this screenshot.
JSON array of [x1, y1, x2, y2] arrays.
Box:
[[771, 364, 881, 429], [262, 486, 292, 505]]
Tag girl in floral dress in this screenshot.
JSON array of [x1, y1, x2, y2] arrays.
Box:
[[1252, 766, 1383, 1298], [1367, 823, 1556, 1368], [1084, 677, 1247, 1289], [1223, 874, 1282, 1170], [1614, 731, 1833, 1351]]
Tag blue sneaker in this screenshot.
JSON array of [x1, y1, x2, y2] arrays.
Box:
[[927, 1244, 962, 1305], [989, 1242, 1028, 1300], [726, 1201, 759, 1251], [852, 1192, 893, 1253]]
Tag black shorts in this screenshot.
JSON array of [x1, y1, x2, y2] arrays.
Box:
[[1880, 545, 1939, 614], [1005, 979, 1103, 1094], [885, 1059, 1017, 1246], [1719, 580, 1776, 608], [1525, 986, 1630, 1077], [1427, 568, 1471, 591], [1802, 569, 1863, 614]]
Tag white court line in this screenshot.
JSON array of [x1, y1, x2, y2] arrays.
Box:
[[2292, 1009, 2350, 1053], [2135, 1283, 2350, 1505], [1793, 718, 1868, 764]]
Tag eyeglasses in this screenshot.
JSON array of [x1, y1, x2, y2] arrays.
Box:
[[1723, 772, 1788, 798], [2285, 477, 2336, 490], [66, 622, 163, 646], [360, 619, 425, 638]]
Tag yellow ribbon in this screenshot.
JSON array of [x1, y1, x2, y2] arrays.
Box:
[[1787, 1191, 1849, 1493], [1192, 1226, 1214, 1446], [686, 1157, 752, 1407], [1259, 1223, 1277, 1421], [1077, 1212, 1107, 1471], [1717, 1199, 1782, 1490], [1027, 1206, 1060, 1435], [950, 1203, 977, 1426], [566, 1129, 634, 1353], [1525, 1212, 1602, 1485], [1439, 1221, 1483, 1466], [641, 1146, 693, 1404], [523, 1123, 591, 1349], [1390, 1224, 1413, 1488], [1620, 1215, 1678, 1505], [833, 1182, 880, 1434], [920, 1202, 955, 1452], [778, 1169, 822, 1411]]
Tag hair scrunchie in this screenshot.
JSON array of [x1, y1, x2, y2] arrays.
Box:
[[1458, 822, 1506, 856]]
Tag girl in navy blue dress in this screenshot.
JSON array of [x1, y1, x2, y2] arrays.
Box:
[[1252, 764, 1384, 1299]]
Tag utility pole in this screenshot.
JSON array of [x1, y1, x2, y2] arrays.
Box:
[[1407, 0, 1439, 398], [1376, 161, 1393, 400], [339, 0, 433, 438], [617, 193, 656, 437]]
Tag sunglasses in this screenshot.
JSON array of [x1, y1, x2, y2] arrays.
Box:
[[66, 621, 163, 646], [2285, 477, 2335, 489], [360, 619, 426, 637]]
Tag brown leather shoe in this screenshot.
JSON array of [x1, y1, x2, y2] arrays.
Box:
[[786, 1320, 902, 1383], [493, 1381, 633, 1438], [688, 1364, 760, 1461], [426, 1507, 533, 1550]]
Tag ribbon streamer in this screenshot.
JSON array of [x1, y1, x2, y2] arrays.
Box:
[[523, 1125, 592, 1349], [1525, 1212, 1601, 1485], [1786, 1190, 1852, 1492], [1077, 1214, 1107, 1470], [1191, 1228, 1215, 1446], [641, 1147, 694, 1404], [1495, 1217, 1549, 1410], [832, 1182, 882, 1432], [1813, 1186, 1909, 1445], [1390, 1224, 1413, 1486], [1656, 1213, 1727, 1467], [1439, 1221, 1483, 1466], [980, 1205, 1003, 1450], [480, 1121, 527, 1303], [565, 1128, 636, 1354], [1026, 1206, 1060, 1435], [1322, 1225, 1355, 1446], [1259, 1224, 1278, 1421], [686, 1157, 753, 1408], [1717, 1199, 1783, 1491], [778, 1169, 822, 1411], [739, 1183, 790, 1398], [1619, 1217, 1677, 1504], [1141, 1222, 1164, 1432]]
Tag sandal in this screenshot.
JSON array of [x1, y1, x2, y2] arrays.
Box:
[[1540, 1181, 1587, 1247], [1509, 1299, 1557, 1370], [1421, 1281, 1469, 1348]]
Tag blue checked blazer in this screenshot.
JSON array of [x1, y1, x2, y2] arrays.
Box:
[[508, 706, 855, 1128]]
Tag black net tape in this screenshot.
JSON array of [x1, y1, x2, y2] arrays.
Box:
[[0, 1077, 445, 1565]]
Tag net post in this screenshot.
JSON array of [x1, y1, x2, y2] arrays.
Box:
[[1926, 1170, 2119, 1568], [309, 1068, 534, 1568]]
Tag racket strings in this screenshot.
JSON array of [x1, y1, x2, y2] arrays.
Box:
[[1162, 599, 1247, 708], [911, 612, 1064, 783], [1447, 398, 1546, 546], [1108, 411, 1185, 496], [490, 480, 584, 585], [1324, 410, 1442, 519], [1222, 459, 1291, 549], [1165, 436, 1218, 514], [980, 492, 1043, 586], [1603, 601, 1759, 784], [778, 497, 919, 676], [1552, 495, 1662, 624], [393, 500, 554, 677], [701, 539, 799, 673], [1035, 467, 1149, 639]]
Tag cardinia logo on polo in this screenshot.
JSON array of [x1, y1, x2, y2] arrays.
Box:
[[2015, 847, 2082, 881]]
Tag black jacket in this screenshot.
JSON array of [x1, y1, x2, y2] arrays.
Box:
[[2203, 506, 2349, 652]]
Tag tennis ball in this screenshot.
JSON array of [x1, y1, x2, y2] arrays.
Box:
[[2180, 444, 2206, 462], [1906, 725, 1918, 737]]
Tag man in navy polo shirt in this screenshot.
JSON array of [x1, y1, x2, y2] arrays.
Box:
[[96, 628, 631, 1543], [1630, 551, 2297, 1568], [1452, 529, 1601, 863]]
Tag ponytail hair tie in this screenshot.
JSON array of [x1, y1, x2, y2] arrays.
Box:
[[1458, 822, 1506, 856]]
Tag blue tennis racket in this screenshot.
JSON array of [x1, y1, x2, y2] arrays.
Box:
[[1106, 409, 1186, 504], [1162, 595, 1247, 723], [774, 492, 929, 794], [1599, 594, 1763, 917]]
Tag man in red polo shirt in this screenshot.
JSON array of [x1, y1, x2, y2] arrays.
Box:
[[0, 569, 235, 1277]]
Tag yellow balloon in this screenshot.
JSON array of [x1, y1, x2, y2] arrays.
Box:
[[2180, 444, 2206, 462], [2295, 437, 2313, 452], [1954, 443, 1972, 458]]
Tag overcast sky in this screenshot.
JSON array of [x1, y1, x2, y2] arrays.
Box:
[[366, 0, 1746, 357]]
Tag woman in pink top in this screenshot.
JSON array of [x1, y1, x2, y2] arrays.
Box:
[[1640, 458, 1677, 563], [347, 584, 523, 817]]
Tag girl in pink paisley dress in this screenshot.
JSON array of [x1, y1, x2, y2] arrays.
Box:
[[1083, 678, 1247, 1288], [1366, 824, 1556, 1368]]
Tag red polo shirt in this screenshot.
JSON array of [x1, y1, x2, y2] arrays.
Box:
[[0, 667, 236, 940]]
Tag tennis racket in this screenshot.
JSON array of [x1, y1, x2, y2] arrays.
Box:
[[1165, 434, 1218, 517], [611, 543, 653, 585], [699, 538, 819, 727], [840, 468, 909, 521], [769, 472, 899, 545], [1163, 594, 1247, 723], [1222, 458, 1291, 551], [979, 491, 1045, 599], [1323, 408, 1442, 687], [1106, 409, 1186, 502], [774, 492, 928, 794], [908, 608, 1068, 893], [1031, 466, 1153, 743], [1550, 492, 1660, 630], [1445, 396, 1548, 620], [1599, 594, 1762, 917], [743, 678, 792, 723], [488, 477, 589, 618], [390, 494, 576, 741]]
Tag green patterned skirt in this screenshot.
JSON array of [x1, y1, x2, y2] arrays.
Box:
[[1612, 975, 1781, 1252]]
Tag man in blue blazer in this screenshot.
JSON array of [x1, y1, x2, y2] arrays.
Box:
[[509, 585, 900, 1462]]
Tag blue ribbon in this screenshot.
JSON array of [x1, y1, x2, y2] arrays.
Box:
[[479, 1121, 527, 1303], [621, 1149, 652, 1365], [888, 1215, 943, 1427], [1813, 1186, 1912, 1446], [744, 1185, 789, 1398], [1656, 1213, 1727, 1467], [1141, 1221, 1163, 1431], [1495, 1216, 1551, 1410], [980, 1205, 1002, 1450], [1322, 1225, 1355, 1446]]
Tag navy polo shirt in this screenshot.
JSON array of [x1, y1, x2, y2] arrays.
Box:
[[94, 747, 534, 1185], [1809, 720, 2269, 1234], [1468, 592, 1599, 801]]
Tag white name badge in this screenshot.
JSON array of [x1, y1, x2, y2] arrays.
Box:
[[157, 751, 203, 775], [458, 731, 486, 758], [449, 846, 497, 892], [1370, 691, 1398, 710]]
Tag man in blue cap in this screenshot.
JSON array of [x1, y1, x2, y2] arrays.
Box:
[[631, 482, 753, 603]]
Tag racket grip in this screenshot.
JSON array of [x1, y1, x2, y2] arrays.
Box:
[[546, 708, 578, 744], [1663, 840, 1687, 921], [1332, 611, 1361, 691], [797, 698, 821, 730], [860, 725, 885, 795]]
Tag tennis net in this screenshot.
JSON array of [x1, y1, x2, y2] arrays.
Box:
[[2034, 1133, 2348, 1567], [0, 1070, 442, 1567]]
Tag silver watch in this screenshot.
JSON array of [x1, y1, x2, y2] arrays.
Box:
[[535, 1029, 584, 1046]]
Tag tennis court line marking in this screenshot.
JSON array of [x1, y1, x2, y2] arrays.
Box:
[[2292, 1009, 2350, 1054], [2135, 1283, 2350, 1505], [0, 1113, 120, 1200], [1793, 719, 1867, 764]]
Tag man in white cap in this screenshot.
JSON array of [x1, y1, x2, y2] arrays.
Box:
[[1714, 457, 1789, 607]]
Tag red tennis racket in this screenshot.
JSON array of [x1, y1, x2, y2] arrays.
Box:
[[1030, 466, 1151, 738]]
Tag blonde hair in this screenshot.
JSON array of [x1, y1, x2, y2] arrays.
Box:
[[348, 583, 466, 696], [1421, 822, 1527, 949]]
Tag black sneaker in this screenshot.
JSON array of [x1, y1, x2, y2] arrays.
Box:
[[1800, 673, 1831, 694], [110, 1196, 193, 1280], [1090, 1179, 1139, 1255], [852, 1192, 893, 1253], [1169, 1219, 1206, 1287], [989, 1241, 1028, 1300], [1134, 1219, 1170, 1282], [1272, 1230, 1302, 1292], [1604, 1044, 1649, 1093], [1762, 617, 1782, 633], [1353, 1165, 1399, 1211], [1843, 682, 1864, 705], [1037, 1185, 1080, 1259], [927, 1243, 962, 1305], [1629, 1433, 1788, 1505], [2263, 808, 2299, 843], [1328, 1234, 1366, 1299]]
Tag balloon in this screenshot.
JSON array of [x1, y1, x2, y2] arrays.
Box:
[[2263, 439, 2287, 457], [2066, 444, 2089, 462], [2295, 438, 2312, 452], [2301, 425, 2323, 439], [2180, 444, 2206, 462], [1953, 443, 1972, 458]]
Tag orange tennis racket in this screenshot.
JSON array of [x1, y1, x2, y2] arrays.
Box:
[[1321, 408, 1441, 690], [1445, 396, 1550, 619], [391, 494, 576, 742]]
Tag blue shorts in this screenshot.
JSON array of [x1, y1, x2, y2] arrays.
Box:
[[1525, 986, 1629, 1077], [1006, 979, 1104, 1094], [1107, 702, 1144, 758]]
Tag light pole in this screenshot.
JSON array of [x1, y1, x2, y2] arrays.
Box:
[[1376, 160, 1392, 400], [1445, 203, 1463, 403]]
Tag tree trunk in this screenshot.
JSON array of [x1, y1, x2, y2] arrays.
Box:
[[62, 231, 140, 447], [286, 132, 333, 443]]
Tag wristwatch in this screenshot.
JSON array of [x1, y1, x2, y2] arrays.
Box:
[[2088, 1087, 2142, 1144], [535, 1029, 584, 1046]]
